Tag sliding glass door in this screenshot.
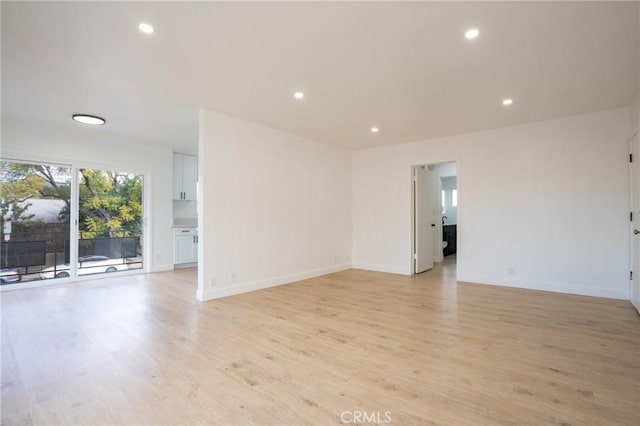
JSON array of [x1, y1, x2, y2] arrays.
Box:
[[0, 160, 144, 285]]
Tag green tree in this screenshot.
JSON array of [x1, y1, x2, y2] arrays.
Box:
[[0, 162, 47, 223], [1, 162, 142, 240], [79, 169, 142, 239]]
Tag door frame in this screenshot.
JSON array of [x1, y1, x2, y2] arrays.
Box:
[[411, 160, 459, 275], [629, 130, 639, 312]]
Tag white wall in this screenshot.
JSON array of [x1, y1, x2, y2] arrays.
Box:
[[353, 108, 630, 299], [0, 116, 175, 272], [197, 110, 352, 300], [632, 90, 639, 144]]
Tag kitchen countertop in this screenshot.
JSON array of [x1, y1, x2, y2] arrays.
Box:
[[172, 219, 197, 228]]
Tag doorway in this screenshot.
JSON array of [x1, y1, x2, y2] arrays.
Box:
[[412, 161, 457, 275]]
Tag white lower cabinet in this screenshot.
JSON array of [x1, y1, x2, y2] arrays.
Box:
[[174, 228, 198, 265]]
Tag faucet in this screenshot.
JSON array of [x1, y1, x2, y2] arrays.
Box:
[[442, 216, 448, 224]]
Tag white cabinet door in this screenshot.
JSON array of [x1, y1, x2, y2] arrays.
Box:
[[173, 154, 184, 200], [174, 228, 198, 265], [188, 234, 198, 263], [173, 153, 198, 201], [182, 155, 198, 201], [175, 235, 194, 264]]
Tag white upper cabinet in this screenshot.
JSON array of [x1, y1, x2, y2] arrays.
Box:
[[172, 154, 184, 200], [173, 153, 198, 201], [181, 155, 198, 201]]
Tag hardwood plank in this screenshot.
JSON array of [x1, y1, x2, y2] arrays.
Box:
[[1, 258, 638, 425]]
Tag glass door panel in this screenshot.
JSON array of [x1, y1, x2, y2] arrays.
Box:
[[0, 161, 71, 283], [77, 168, 143, 276]]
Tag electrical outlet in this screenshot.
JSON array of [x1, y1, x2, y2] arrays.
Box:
[[508, 267, 515, 276], [210, 276, 216, 288], [231, 273, 237, 283]]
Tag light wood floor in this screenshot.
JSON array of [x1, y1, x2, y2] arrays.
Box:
[[2, 257, 639, 425]]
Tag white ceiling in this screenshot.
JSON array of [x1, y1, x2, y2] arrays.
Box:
[[2, 1, 639, 152]]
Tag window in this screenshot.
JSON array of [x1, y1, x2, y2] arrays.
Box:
[[452, 189, 457, 207]]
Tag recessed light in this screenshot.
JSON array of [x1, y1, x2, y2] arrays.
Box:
[[72, 114, 106, 125], [502, 98, 513, 106], [371, 127, 379, 133], [138, 23, 154, 34], [465, 28, 480, 39], [294, 91, 304, 99]]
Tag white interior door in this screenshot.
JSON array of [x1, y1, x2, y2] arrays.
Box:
[[414, 166, 434, 273], [630, 131, 640, 313]]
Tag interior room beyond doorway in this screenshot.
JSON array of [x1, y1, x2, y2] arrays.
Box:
[[412, 161, 457, 275]]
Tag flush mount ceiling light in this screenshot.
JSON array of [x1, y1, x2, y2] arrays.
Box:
[[293, 91, 304, 99], [371, 127, 379, 133], [138, 22, 154, 34], [465, 28, 480, 39], [72, 114, 106, 125], [502, 98, 514, 106]]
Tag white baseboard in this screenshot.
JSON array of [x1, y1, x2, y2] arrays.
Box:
[[458, 273, 629, 300], [173, 262, 197, 270], [150, 263, 174, 273], [197, 263, 352, 301], [351, 262, 410, 275]]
